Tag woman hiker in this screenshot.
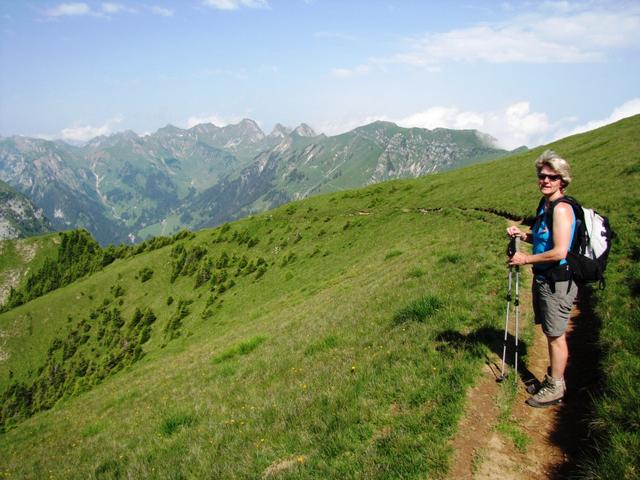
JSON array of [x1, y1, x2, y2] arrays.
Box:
[[506, 150, 577, 408]]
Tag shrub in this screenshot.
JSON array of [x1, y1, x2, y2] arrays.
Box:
[[142, 309, 157, 326], [164, 300, 190, 340], [110, 284, 126, 297], [194, 262, 212, 288], [138, 267, 154, 283], [281, 252, 297, 267], [139, 326, 151, 344], [255, 266, 267, 280]]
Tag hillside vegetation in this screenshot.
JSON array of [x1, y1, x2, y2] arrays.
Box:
[[0, 115, 638, 478]]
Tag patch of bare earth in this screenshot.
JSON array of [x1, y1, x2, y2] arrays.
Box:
[[448, 267, 597, 479]]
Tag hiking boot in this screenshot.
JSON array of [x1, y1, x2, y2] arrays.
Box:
[[526, 372, 566, 395], [526, 375, 565, 408]]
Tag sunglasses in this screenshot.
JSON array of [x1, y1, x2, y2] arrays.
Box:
[[537, 173, 562, 181]]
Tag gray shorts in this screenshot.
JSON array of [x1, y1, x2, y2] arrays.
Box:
[[532, 276, 578, 337]]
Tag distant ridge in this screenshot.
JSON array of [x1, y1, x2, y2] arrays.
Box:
[[0, 119, 515, 244]]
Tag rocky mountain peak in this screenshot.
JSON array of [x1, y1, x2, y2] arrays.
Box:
[[269, 123, 291, 138], [190, 123, 221, 135], [292, 123, 316, 137], [238, 118, 261, 130], [222, 119, 265, 143], [156, 125, 185, 137]]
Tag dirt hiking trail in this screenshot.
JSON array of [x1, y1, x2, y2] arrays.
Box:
[[448, 266, 601, 479]]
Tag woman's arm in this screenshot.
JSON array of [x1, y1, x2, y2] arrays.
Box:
[[510, 203, 573, 266]]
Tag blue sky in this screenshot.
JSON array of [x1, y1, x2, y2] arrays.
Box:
[[1, 0, 639, 148]]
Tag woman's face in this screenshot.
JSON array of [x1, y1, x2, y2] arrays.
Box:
[[538, 166, 563, 196]]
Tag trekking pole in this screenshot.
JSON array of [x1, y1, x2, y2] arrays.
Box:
[[498, 237, 519, 382], [514, 248, 520, 384]]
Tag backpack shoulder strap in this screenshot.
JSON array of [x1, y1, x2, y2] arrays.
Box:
[[547, 196, 584, 251]]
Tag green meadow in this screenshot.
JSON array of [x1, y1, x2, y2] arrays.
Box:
[[0, 115, 638, 478]]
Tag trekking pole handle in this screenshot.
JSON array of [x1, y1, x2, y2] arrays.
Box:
[[507, 236, 520, 258]]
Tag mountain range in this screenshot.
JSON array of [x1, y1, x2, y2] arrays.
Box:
[[0, 120, 517, 245]]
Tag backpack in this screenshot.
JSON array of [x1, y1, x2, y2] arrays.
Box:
[[537, 196, 613, 288]]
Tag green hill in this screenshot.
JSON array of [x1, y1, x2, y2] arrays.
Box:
[[0, 115, 638, 478]]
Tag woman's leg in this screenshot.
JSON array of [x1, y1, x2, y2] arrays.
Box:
[[547, 333, 568, 380]]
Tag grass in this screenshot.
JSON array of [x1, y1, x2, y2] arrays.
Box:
[[0, 115, 639, 478], [160, 411, 197, 437], [392, 295, 443, 325], [212, 335, 267, 364], [0, 203, 504, 479]]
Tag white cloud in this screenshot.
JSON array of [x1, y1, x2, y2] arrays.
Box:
[[394, 102, 551, 149], [323, 98, 640, 150], [530, 10, 640, 49], [335, 2, 640, 75], [60, 116, 123, 142], [317, 115, 390, 136], [101, 3, 136, 14], [44, 2, 169, 18], [398, 24, 601, 65], [186, 114, 240, 128], [201, 0, 269, 10], [45, 3, 91, 17], [558, 98, 640, 138], [398, 107, 485, 131], [149, 5, 174, 17]]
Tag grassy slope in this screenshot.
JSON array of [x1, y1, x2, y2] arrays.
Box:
[[0, 115, 638, 478], [1, 203, 506, 479]]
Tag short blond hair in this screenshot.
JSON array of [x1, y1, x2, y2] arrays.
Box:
[[535, 149, 572, 188]]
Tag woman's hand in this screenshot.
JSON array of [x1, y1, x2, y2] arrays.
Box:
[[506, 226, 522, 238], [509, 251, 528, 266], [506, 226, 529, 243]]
